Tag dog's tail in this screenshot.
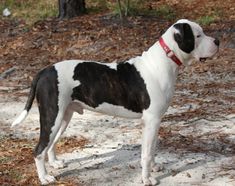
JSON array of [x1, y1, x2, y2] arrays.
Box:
[[11, 71, 41, 127]]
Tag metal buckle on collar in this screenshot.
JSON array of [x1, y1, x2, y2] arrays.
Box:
[[166, 50, 174, 58], [159, 37, 182, 66]]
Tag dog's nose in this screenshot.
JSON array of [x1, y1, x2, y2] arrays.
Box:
[[214, 38, 220, 46]]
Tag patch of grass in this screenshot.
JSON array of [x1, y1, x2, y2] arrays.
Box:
[[154, 5, 176, 20], [0, 156, 12, 164], [0, 0, 177, 24], [109, 1, 175, 20], [0, 0, 58, 25], [86, 0, 109, 13], [197, 7, 222, 25], [110, 0, 140, 17], [0, 0, 14, 13], [197, 15, 216, 25], [8, 169, 23, 181]]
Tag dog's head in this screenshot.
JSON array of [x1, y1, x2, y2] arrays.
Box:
[[164, 19, 219, 65]]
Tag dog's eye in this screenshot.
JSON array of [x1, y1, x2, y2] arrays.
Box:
[[196, 35, 201, 38]]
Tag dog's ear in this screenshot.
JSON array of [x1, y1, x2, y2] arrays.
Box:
[[173, 23, 185, 43], [173, 23, 195, 53]]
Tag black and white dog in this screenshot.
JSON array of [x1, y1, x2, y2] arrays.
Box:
[[12, 19, 219, 185]]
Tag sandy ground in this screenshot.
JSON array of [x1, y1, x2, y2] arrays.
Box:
[[1, 95, 235, 186]]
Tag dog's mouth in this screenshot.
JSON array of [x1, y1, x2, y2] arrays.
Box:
[[199, 48, 219, 62], [199, 57, 208, 62]]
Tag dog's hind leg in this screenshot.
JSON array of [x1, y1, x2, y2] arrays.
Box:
[[47, 102, 83, 169], [34, 104, 67, 185], [47, 108, 73, 169], [33, 73, 70, 184]]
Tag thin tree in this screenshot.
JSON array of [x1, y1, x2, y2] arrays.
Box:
[[117, 0, 131, 19]]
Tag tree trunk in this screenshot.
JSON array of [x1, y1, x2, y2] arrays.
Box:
[[58, 0, 86, 19]]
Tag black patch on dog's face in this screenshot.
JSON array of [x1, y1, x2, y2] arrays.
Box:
[[173, 23, 195, 53], [34, 66, 59, 156], [71, 62, 150, 113]]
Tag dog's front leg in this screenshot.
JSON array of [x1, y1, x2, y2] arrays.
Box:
[[141, 113, 160, 185]]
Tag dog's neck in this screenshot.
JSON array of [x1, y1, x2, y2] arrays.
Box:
[[161, 28, 193, 67], [134, 39, 180, 101], [159, 37, 182, 66], [140, 39, 180, 79]]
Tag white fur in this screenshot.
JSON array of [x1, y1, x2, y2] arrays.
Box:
[[11, 110, 28, 127], [35, 153, 56, 185], [95, 102, 142, 118]]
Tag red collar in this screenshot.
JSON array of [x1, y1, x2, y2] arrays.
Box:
[[159, 37, 182, 66]]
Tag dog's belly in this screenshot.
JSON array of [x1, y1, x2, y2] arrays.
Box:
[[89, 102, 142, 118], [71, 101, 142, 118]]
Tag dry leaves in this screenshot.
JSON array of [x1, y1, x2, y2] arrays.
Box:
[[0, 136, 89, 185]]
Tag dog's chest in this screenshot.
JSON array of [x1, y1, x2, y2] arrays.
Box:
[[160, 73, 176, 107]]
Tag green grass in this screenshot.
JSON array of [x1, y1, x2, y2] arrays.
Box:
[[197, 7, 222, 25], [110, 1, 175, 20], [0, 156, 11, 164], [0, 1, 174, 23], [86, 0, 109, 13], [110, 0, 140, 17], [1, 0, 222, 25], [0, 0, 14, 13], [0, 0, 58, 24], [154, 5, 176, 20], [197, 15, 216, 25], [7, 169, 23, 181]]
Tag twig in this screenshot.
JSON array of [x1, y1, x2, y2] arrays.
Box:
[[0, 67, 16, 80], [125, 0, 130, 16], [117, 0, 123, 20]]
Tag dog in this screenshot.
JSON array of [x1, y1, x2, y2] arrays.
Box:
[[12, 19, 219, 185]]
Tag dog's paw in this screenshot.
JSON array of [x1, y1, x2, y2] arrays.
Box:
[[40, 174, 56, 185], [142, 177, 159, 186], [151, 163, 164, 172], [49, 159, 66, 169]]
